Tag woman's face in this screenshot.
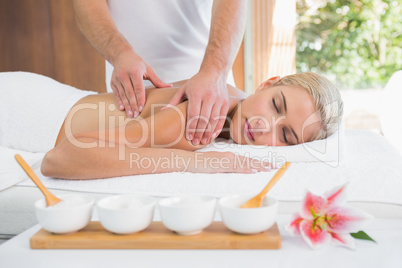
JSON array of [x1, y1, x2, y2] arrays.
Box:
[[230, 83, 321, 146]]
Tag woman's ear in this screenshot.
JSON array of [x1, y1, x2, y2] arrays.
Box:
[[255, 76, 281, 92]]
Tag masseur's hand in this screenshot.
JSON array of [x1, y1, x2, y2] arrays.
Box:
[[111, 49, 172, 118], [166, 71, 229, 145]]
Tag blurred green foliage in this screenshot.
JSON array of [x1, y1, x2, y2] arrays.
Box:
[[296, 0, 402, 89]]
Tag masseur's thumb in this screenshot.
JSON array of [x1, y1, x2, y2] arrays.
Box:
[[161, 89, 185, 111], [148, 69, 172, 89]]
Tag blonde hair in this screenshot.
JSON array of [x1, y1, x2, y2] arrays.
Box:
[[274, 72, 343, 141]]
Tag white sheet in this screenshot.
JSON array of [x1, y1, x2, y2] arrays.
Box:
[[0, 72, 94, 153], [0, 147, 45, 191], [2, 130, 400, 208], [0, 122, 343, 192], [198, 123, 344, 164]]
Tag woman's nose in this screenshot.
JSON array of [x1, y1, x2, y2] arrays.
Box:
[[253, 118, 271, 134]]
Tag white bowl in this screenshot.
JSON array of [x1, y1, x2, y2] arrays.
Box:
[[97, 195, 156, 234], [159, 195, 216, 235], [219, 194, 278, 234], [35, 194, 94, 234]]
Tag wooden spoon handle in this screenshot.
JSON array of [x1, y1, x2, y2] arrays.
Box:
[[258, 162, 291, 198], [15, 154, 61, 206]]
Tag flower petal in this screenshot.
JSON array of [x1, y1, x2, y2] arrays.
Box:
[[300, 220, 331, 249], [285, 213, 304, 236], [325, 206, 374, 234], [324, 183, 348, 207], [330, 232, 356, 250], [301, 191, 327, 219]]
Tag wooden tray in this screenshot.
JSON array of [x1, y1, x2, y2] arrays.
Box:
[[30, 221, 281, 249]]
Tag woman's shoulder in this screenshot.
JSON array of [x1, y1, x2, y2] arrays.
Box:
[[79, 81, 246, 106], [145, 81, 247, 99], [145, 87, 180, 105], [227, 84, 248, 99]]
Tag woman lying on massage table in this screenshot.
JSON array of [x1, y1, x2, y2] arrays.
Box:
[[41, 72, 343, 179]]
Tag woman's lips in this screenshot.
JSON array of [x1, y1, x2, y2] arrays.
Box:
[[244, 119, 255, 141]]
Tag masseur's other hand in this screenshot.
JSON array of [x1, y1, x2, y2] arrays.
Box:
[[166, 72, 229, 145], [111, 49, 172, 118]]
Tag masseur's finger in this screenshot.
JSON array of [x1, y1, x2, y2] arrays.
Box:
[[206, 101, 228, 143], [197, 102, 219, 145], [131, 73, 145, 116], [212, 103, 229, 141], [111, 83, 124, 111], [192, 99, 214, 145], [186, 97, 202, 143], [164, 88, 186, 111], [120, 76, 139, 118], [116, 80, 134, 118], [192, 109, 211, 145], [147, 68, 172, 89]]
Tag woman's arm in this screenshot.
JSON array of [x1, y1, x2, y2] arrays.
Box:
[[41, 135, 270, 180]]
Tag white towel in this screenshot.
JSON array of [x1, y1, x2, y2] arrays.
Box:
[[0, 146, 44, 191], [198, 123, 344, 165], [4, 130, 401, 206], [0, 122, 342, 192], [0, 72, 94, 153]]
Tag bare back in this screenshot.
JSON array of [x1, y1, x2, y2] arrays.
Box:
[[55, 80, 247, 148]]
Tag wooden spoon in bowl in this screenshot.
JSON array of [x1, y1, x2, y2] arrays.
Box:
[[15, 154, 62, 207], [241, 162, 291, 208]]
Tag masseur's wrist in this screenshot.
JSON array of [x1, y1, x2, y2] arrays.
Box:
[[197, 66, 228, 86], [200, 54, 230, 75], [106, 36, 136, 67]]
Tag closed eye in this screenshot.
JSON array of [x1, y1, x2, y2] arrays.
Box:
[[282, 128, 288, 143], [272, 98, 279, 113]]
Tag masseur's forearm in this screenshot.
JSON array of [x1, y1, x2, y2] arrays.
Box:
[[200, 0, 247, 77], [72, 0, 132, 65], [41, 136, 215, 180]]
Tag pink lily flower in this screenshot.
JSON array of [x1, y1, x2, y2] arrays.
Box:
[[285, 183, 373, 249]]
